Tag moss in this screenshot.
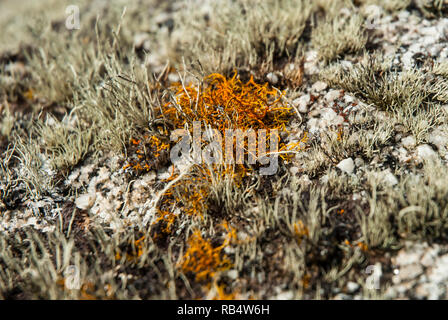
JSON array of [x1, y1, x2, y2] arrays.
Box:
[[312, 12, 367, 63]]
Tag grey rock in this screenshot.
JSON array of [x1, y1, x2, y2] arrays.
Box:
[[307, 118, 320, 134], [266, 72, 279, 85], [133, 33, 151, 51], [276, 291, 294, 300], [324, 90, 341, 103], [402, 51, 415, 69], [428, 128, 448, 154], [380, 169, 398, 186], [421, 247, 440, 268], [344, 95, 355, 104], [401, 136, 416, 149], [416, 144, 438, 161], [399, 264, 423, 280], [378, 169, 398, 186], [337, 158, 355, 174], [75, 193, 96, 210], [347, 281, 360, 293], [320, 108, 344, 126], [354, 157, 364, 168], [227, 270, 238, 280], [293, 94, 310, 114], [428, 255, 448, 284], [311, 81, 328, 92], [395, 249, 422, 266], [416, 283, 445, 300], [398, 10, 410, 21], [304, 50, 319, 75]]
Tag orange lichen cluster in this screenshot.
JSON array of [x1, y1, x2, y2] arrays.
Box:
[[219, 221, 237, 242], [150, 167, 217, 244], [344, 239, 369, 252], [125, 72, 310, 178], [301, 274, 311, 290], [165, 72, 291, 132], [165, 73, 298, 173], [153, 210, 177, 235], [279, 131, 309, 161], [211, 283, 238, 300], [24, 88, 34, 101], [357, 242, 369, 252], [175, 172, 210, 217], [148, 73, 306, 236], [123, 134, 170, 174], [180, 229, 233, 282], [294, 220, 309, 244], [125, 72, 301, 172], [125, 72, 308, 181], [124, 73, 309, 270]]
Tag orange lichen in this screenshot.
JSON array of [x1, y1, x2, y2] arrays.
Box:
[[219, 220, 237, 243], [125, 73, 306, 248], [294, 220, 309, 244], [56, 278, 98, 300], [154, 210, 177, 234], [164, 72, 295, 178], [211, 283, 238, 300], [279, 131, 309, 161], [337, 126, 344, 141], [80, 282, 96, 300], [162, 165, 177, 182], [302, 274, 311, 290], [125, 72, 299, 177], [115, 235, 145, 262], [123, 134, 170, 174], [344, 240, 368, 252], [24, 88, 34, 101], [357, 242, 368, 252], [164, 72, 290, 132], [180, 230, 232, 282]]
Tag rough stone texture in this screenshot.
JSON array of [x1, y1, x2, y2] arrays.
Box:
[[385, 242, 448, 300]]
